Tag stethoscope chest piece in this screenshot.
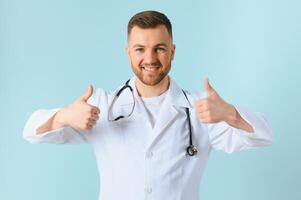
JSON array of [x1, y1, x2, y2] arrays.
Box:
[[186, 145, 198, 156]]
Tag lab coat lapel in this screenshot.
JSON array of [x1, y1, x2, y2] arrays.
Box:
[[133, 94, 153, 128], [148, 97, 179, 148], [115, 78, 152, 127], [147, 77, 193, 149]]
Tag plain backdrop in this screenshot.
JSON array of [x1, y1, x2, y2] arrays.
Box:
[[1, 0, 300, 199]]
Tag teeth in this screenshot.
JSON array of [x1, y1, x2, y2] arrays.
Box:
[[144, 67, 158, 72]]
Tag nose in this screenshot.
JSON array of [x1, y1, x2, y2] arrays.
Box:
[[144, 49, 157, 65]]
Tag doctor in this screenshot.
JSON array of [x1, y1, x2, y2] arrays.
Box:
[[23, 10, 273, 200]]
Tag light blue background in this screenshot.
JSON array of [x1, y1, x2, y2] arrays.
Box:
[[1, 0, 300, 199]]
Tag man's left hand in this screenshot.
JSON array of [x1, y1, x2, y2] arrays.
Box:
[[195, 79, 237, 124], [195, 79, 254, 132]]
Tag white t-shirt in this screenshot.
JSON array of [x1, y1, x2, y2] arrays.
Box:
[[140, 91, 168, 129]]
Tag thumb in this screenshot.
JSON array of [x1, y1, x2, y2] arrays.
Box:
[[204, 78, 215, 95], [80, 85, 93, 102]]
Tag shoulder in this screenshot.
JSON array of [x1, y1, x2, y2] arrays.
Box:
[[181, 90, 207, 107], [87, 87, 119, 107], [86, 80, 129, 107]]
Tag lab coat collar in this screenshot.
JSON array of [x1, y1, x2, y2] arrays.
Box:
[[121, 76, 193, 109], [115, 76, 193, 149]]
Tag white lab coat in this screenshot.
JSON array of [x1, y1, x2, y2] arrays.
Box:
[[23, 77, 273, 200]]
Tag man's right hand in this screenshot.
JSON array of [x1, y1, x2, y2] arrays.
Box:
[[37, 85, 100, 134]]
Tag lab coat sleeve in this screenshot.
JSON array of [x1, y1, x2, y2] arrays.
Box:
[[207, 105, 274, 154], [22, 88, 102, 144]]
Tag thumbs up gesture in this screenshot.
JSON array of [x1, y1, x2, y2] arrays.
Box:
[[195, 79, 237, 124], [55, 85, 100, 130]]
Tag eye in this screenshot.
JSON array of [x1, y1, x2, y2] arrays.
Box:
[[155, 47, 166, 53], [134, 48, 144, 53]]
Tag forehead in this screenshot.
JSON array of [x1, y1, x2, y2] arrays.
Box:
[[128, 25, 172, 46]]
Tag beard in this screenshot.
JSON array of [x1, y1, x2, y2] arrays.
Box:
[[131, 60, 171, 86]]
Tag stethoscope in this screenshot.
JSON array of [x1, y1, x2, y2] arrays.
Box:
[[108, 79, 198, 157]]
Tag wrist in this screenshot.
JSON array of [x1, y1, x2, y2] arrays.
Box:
[[223, 104, 254, 132], [224, 104, 238, 126], [52, 108, 69, 129]]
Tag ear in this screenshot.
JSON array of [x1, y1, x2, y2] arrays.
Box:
[[126, 45, 131, 60], [171, 44, 176, 60]]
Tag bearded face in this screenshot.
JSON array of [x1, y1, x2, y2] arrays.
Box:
[[127, 25, 175, 86]]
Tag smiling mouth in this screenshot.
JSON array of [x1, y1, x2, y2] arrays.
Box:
[[143, 66, 160, 72]]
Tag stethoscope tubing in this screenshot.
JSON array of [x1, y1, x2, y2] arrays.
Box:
[[108, 79, 198, 156]]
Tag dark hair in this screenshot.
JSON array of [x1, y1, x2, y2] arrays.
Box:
[[127, 10, 173, 40]]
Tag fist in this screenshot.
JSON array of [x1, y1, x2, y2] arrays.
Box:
[[57, 85, 100, 130], [195, 79, 235, 123]]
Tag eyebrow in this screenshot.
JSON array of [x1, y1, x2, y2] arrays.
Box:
[[132, 43, 168, 48], [133, 44, 144, 48]]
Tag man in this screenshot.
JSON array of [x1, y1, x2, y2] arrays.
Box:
[[23, 10, 273, 200]]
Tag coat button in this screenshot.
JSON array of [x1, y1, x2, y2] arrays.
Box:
[[146, 151, 153, 159], [145, 187, 152, 194]]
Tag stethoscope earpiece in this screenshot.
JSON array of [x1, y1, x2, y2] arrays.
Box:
[[186, 145, 198, 156]]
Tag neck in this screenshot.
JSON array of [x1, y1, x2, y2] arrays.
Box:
[[135, 76, 170, 98]]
